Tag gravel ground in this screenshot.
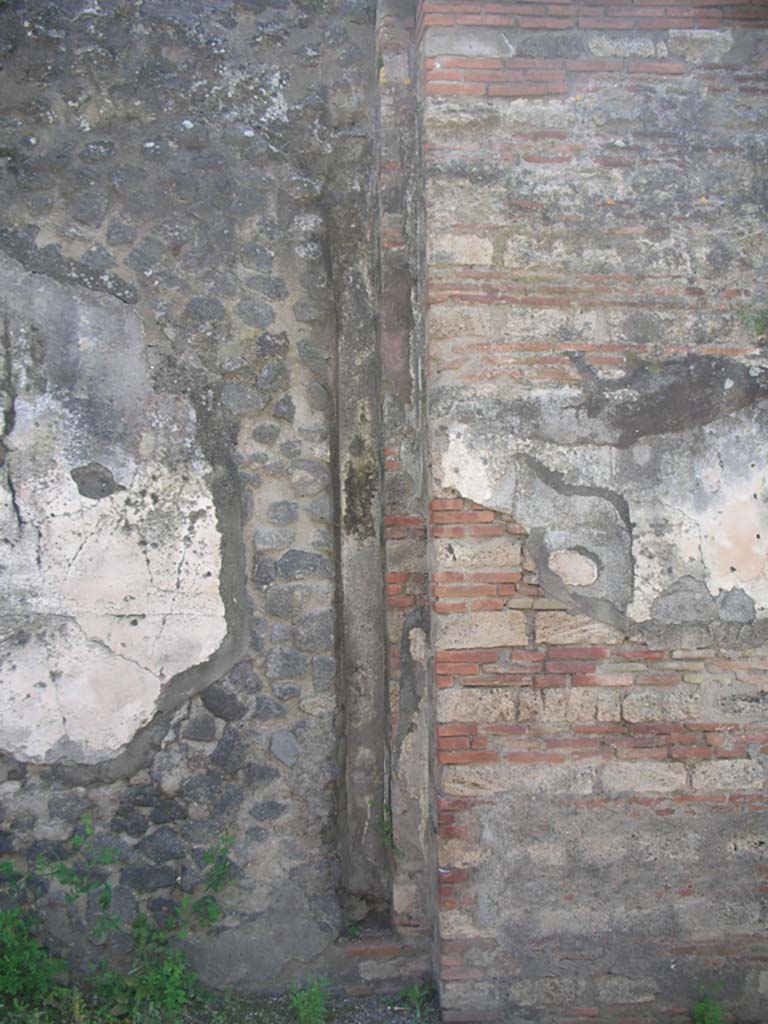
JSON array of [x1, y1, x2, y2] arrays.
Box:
[[189, 992, 440, 1024]]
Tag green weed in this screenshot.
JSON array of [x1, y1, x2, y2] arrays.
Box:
[[0, 821, 235, 1024], [0, 906, 64, 1012], [741, 302, 768, 337], [395, 981, 435, 1022], [692, 980, 724, 1024], [288, 977, 332, 1024], [371, 801, 399, 856]]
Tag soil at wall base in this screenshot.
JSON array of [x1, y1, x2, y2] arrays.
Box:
[[177, 992, 439, 1024]]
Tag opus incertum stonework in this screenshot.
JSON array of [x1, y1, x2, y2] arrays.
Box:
[[1, 1, 767, 1019]]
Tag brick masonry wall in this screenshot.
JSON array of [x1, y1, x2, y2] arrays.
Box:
[[418, 5, 768, 1021]]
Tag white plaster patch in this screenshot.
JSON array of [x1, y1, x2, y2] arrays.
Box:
[[588, 35, 664, 59], [432, 392, 768, 631], [430, 233, 493, 266], [548, 548, 598, 587], [699, 470, 768, 597], [437, 430, 492, 503], [0, 255, 227, 764], [435, 536, 521, 569], [667, 29, 734, 64]]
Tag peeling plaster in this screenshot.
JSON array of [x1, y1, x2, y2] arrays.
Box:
[[432, 376, 768, 642], [0, 254, 227, 764]]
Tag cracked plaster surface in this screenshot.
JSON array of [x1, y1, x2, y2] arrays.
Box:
[[433, 381, 768, 634], [0, 253, 226, 764]]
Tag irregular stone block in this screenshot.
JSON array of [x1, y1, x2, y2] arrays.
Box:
[[270, 729, 299, 767], [437, 611, 527, 650], [601, 762, 687, 795], [534, 613, 624, 646], [691, 759, 763, 792]]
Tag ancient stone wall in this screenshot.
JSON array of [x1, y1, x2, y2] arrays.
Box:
[[0, 0, 431, 994], [1, 0, 768, 1019], [420, 4, 768, 1021]]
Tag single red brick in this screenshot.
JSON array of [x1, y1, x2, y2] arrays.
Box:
[[575, 723, 627, 734], [438, 723, 479, 736], [629, 722, 687, 734], [544, 660, 597, 674], [441, 968, 485, 981], [578, 16, 637, 26], [462, 674, 532, 687], [435, 662, 483, 675], [438, 736, 471, 750], [670, 746, 714, 760], [463, 69, 526, 83], [434, 571, 465, 583], [574, 673, 633, 687], [438, 750, 499, 764], [472, 599, 506, 611], [437, 648, 501, 662], [425, 82, 486, 96], [385, 514, 424, 526], [641, 674, 684, 686], [535, 674, 569, 688], [434, 57, 503, 70], [548, 646, 608, 660], [627, 61, 688, 74], [566, 59, 623, 71], [433, 602, 467, 614], [518, 16, 576, 27], [522, 154, 573, 163], [386, 571, 411, 583], [431, 510, 495, 523], [439, 866, 470, 883], [507, 752, 567, 763], [617, 748, 670, 761], [425, 69, 463, 83], [431, 526, 466, 538], [525, 69, 568, 81], [421, 14, 456, 27], [438, 826, 469, 840], [433, 584, 497, 597], [638, 14, 695, 25]]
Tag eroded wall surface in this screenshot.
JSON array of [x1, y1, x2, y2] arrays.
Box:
[[2, 0, 768, 1014], [0, 0, 432, 993], [419, 4, 768, 1021]]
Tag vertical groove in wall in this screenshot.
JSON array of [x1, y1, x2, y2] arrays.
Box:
[[327, 18, 391, 916], [377, 0, 437, 956]]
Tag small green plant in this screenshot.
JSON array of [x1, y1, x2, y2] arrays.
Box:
[[121, 920, 196, 1022], [0, 905, 64, 1013], [0, 822, 236, 1024], [370, 800, 400, 856], [345, 924, 361, 939], [692, 980, 724, 1024], [36, 813, 121, 941], [289, 976, 332, 1024], [396, 981, 435, 1022], [741, 302, 768, 337]]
